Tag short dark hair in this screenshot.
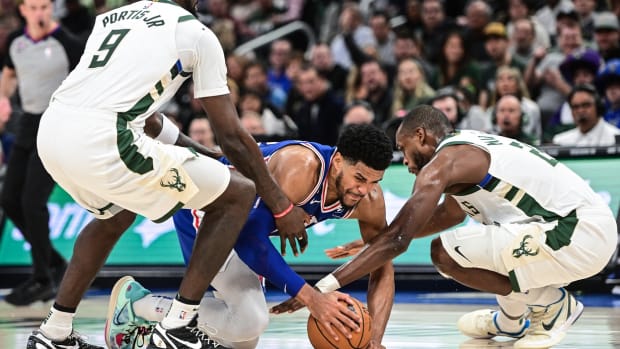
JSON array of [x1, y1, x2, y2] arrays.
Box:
[[399, 105, 454, 137], [337, 124, 393, 171]]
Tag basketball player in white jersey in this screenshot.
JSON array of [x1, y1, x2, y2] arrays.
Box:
[[278, 105, 618, 349], [24, 1, 349, 348]]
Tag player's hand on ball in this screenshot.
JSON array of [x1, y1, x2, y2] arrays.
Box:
[[304, 290, 361, 341], [270, 296, 305, 314]]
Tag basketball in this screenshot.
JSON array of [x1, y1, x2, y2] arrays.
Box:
[[307, 298, 372, 349]]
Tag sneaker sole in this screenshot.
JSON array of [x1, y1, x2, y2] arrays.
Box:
[[105, 275, 136, 349]]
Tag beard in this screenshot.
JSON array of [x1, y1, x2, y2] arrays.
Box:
[[335, 172, 357, 211]]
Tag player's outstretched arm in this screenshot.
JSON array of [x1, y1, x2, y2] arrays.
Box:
[[200, 94, 308, 255]]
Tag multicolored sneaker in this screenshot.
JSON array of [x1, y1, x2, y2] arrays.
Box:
[[514, 288, 583, 349], [105, 276, 155, 349], [27, 330, 103, 349], [457, 309, 530, 339]]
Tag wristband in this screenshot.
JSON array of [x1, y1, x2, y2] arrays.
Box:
[[273, 202, 294, 219], [315, 274, 341, 293], [155, 113, 180, 144]]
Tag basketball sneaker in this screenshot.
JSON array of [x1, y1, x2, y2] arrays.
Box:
[[148, 316, 230, 349], [457, 309, 530, 339], [514, 288, 583, 349], [26, 330, 103, 349], [105, 276, 155, 349]]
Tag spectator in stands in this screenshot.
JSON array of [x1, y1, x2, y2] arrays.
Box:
[[453, 84, 491, 131], [243, 61, 287, 112], [535, 0, 575, 42], [596, 58, 620, 128], [359, 59, 394, 126], [342, 100, 375, 126], [492, 95, 539, 145], [462, 0, 493, 62], [188, 116, 217, 148], [593, 12, 620, 61], [238, 90, 297, 141], [392, 30, 437, 88], [396, 0, 423, 35], [310, 43, 348, 98], [294, 64, 344, 145], [546, 47, 603, 140], [245, 0, 283, 39], [490, 66, 542, 142], [270, 0, 305, 27], [283, 51, 307, 119], [573, 0, 598, 41], [506, 0, 551, 53], [510, 18, 543, 64], [417, 0, 457, 64], [200, 0, 238, 54], [369, 11, 396, 67], [226, 54, 249, 88], [436, 31, 481, 93], [479, 22, 527, 109], [391, 58, 435, 118], [553, 84, 620, 146], [428, 87, 488, 132], [330, 2, 376, 70], [525, 22, 583, 127], [240, 110, 268, 138], [267, 39, 293, 109]]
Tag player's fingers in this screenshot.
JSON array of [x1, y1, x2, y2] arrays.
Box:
[[297, 232, 308, 253], [280, 237, 286, 256], [331, 317, 354, 339], [288, 236, 299, 256], [322, 321, 341, 341]]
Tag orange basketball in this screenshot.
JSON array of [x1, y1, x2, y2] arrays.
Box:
[[307, 297, 372, 349]]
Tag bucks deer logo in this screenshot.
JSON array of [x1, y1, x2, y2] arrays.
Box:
[[512, 234, 540, 258], [160, 168, 186, 192]]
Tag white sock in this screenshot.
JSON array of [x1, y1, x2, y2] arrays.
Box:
[[133, 295, 172, 322], [496, 294, 528, 332], [40, 306, 74, 340], [161, 297, 199, 329]]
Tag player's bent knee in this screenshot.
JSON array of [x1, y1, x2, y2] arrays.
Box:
[[431, 237, 457, 276]]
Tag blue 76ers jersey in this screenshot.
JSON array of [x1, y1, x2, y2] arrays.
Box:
[[175, 140, 354, 264]]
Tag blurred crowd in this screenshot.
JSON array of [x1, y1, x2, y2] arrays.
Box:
[[3, 0, 620, 155]]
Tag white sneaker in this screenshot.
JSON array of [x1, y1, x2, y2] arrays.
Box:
[[458, 309, 529, 339], [514, 288, 584, 349]]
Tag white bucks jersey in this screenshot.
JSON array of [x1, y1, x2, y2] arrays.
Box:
[[51, 0, 229, 126], [437, 131, 605, 249]]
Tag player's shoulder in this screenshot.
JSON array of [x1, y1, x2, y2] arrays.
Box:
[[274, 144, 322, 169]]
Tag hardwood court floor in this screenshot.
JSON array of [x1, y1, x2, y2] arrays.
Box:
[[1, 290, 620, 348]]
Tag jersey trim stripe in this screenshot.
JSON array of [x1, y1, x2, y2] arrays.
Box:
[[478, 176, 578, 250], [178, 15, 195, 23], [116, 60, 188, 174], [154, 201, 184, 223]]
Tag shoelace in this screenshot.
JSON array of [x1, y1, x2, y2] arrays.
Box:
[[121, 323, 154, 347], [189, 327, 223, 348]]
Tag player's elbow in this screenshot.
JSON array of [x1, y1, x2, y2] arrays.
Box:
[[388, 232, 411, 256]]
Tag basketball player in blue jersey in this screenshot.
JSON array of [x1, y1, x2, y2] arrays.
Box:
[[104, 124, 395, 349], [278, 105, 617, 349]]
